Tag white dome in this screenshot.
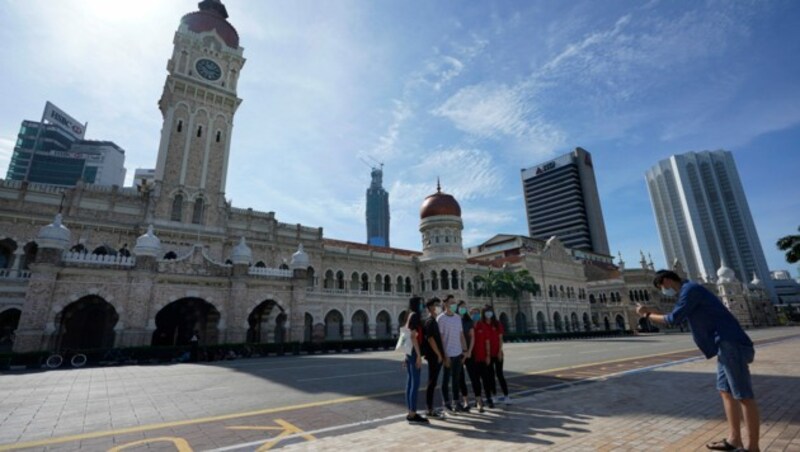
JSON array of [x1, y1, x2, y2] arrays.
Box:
[[716, 259, 736, 283], [231, 237, 252, 265], [134, 225, 162, 257], [290, 243, 309, 270], [37, 214, 71, 250]]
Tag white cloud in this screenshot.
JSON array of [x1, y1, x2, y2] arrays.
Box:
[[432, 83, 531, 138], [0, 137, 15, 174]]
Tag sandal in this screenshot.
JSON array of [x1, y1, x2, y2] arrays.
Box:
[[706, 439, 737, 451]]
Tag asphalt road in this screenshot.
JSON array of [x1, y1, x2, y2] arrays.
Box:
[[0, 327, 798, 451]]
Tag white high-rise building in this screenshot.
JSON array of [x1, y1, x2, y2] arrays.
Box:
[[645, 150, 776, 302]]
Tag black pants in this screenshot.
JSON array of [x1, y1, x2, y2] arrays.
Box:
[[425, 358, 442, 411], [489, 356, 508, 397], [441, 355, 463, 406], [459, 357, 483, 399]]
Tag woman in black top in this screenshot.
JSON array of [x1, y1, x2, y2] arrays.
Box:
[[403, 297, 429, 424]]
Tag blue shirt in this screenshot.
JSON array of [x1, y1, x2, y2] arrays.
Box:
[[664, 281, 752, 359]]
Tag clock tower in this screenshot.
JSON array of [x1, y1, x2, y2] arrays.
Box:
[[152, 0, 245, 228]]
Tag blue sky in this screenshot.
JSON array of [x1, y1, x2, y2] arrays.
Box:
[[0, 0, 798, 275]]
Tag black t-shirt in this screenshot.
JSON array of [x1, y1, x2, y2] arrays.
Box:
[[461, 317, 474, 348], [422, 316, 444, 361]]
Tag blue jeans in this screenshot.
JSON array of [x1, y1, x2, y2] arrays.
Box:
[[717, 341, 755, 400], [441, 355, 463, 406], [405, 350, 421, 412]]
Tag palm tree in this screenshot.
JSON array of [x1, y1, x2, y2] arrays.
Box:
[[498, 269, 540, 333], [475, 268, 540, 333], [777, 226, 800, 264], [474, 269, 504, 308]]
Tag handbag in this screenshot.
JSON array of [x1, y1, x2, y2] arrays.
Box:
[[395, 326, 414, 355]]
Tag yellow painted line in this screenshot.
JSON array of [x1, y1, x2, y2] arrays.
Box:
[[2, 336, 793, 451], [516, 346, 698, 378], [0, 391, 392, 451], [256, 419, 316, 451]]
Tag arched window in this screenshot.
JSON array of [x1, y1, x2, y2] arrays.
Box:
[[216, 131, 221, 143], [361, 273, 369, 291], [419, 273, 425, 292], [440, 269, 449, 291], [336, 271, 345, 290], [197, 125, 203, 137], [170, 195, 183, 221], [163, 251, 177, 260], [405, 276, 412, 293], [177, 120, 183, 132], [451, 269, 458, 291], [191, 197, 204, 224]]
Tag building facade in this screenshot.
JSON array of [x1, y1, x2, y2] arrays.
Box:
[[365, 165, 389, 247], [645, 150, 776, 302], [0, 1, 775, 355], [6, 103, 126, 188], [521, 147, 610, 256]]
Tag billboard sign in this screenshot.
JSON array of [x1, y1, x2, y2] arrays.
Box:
[[43, 101, 86, 139]]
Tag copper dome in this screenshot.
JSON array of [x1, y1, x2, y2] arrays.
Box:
[[181, 1, 240, 49], [420, 183, 461, 219]]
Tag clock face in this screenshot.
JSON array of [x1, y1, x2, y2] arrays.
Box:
[[195, 58, 222, 81]]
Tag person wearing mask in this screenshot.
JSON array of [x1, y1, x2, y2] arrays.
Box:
[[457, 301, 483, 412], [422, 297, 446, 419], [437, 294, 467, 414], [483, 305, 510, 405], [473, 306, 494, 409], [638, 270, 759, 452], [402, 296, 429, 424]]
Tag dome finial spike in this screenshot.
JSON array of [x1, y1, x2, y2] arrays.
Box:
[[436, 177, 441, 193]]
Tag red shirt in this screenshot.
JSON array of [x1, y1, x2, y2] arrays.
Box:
[[473, 321, 491, 362], [488, 321, 504, 357]]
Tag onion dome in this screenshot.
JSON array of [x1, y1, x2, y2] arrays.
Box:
[[181, 0, 240, 49], [134, 225, 162, 257], [37, 214, 71, 250], [420, 180, 461, 219], [716, 258, 736, 283], [290, 243, 310, 270], [231, 237, 252, 265]]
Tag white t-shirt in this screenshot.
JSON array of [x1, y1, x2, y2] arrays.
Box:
[[436, 312, 464, 358]]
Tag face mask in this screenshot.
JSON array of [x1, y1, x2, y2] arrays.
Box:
[[434, 306, 442, 315], [449, 303, 458, 313], [661, 287, 677, 297], [419, 303, 425, 313], [458, 307, 468, 315], [471, 313, 481, 322], [485, 311, 494, 319]]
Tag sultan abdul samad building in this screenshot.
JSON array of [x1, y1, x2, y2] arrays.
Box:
[[0, 1, 776, 354]]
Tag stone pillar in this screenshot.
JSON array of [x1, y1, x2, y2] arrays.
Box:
[[368, 322, 377, 339], [13, 258, 60, 353], [125, 255, 158, 347], [10, 249, 24, 278], [288, 268, 308, 343], [343, 323, 352, 341]]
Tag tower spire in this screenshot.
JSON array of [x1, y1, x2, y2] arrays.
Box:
[[436, 177, 441, 193]]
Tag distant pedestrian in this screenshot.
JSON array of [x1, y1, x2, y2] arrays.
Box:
[[402, 296, 429, 424], [637, 270, 760, 452], [483, 305, 510, 405], [421, 297, 445, 419], [437, 294, 467, 413], [190, 330, 199, 362]]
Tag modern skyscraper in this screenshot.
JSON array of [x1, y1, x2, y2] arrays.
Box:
[[6, 103, 126, 187], [521, 147, 610, 255], [366, 165, 390, 247], [645, 150, 776, 302]]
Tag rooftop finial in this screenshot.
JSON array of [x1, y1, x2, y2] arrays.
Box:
[[436, 177, 441, 193]]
